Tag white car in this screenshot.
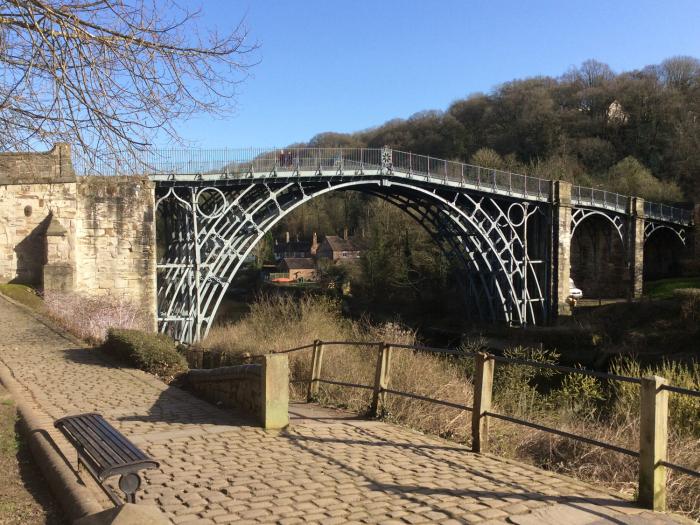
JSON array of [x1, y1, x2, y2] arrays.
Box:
[[569, 278, 583, 300]]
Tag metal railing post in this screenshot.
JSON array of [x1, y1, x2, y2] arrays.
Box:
[[307, 339, 325, 402], [370, 343, 392, 417], [472, 352, 494, 453], [639, 375, 669, 511]]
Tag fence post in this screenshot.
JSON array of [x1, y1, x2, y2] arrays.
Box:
[[471, 352, 494, 453], [639, 375, 669, 511], [307, 340, 325, 402], [370, 343, 392, 417]]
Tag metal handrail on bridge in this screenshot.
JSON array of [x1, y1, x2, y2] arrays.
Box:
[[72, 147, 693, 226]]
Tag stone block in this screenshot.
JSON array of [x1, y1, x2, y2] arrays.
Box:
[[43, 263, 75, 292], [261, 353, 289, 430]]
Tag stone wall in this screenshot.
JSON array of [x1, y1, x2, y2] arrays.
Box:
[[186, 364, 262, 415], [74, 176, 156, 326], [0, 145, 77, 285], [185, 354, 289, 429], [0, 145, 157, 330], [549, 180, 572, 318]]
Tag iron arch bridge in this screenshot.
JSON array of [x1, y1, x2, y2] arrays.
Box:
[[141, 147, 693, 343]]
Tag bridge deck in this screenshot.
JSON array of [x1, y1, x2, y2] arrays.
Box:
[[74, 147, 693, 226], [0, 295, 687, 524]]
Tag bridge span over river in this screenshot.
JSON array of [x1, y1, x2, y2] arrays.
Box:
[[130, 147, 694, 343], [0, 144, 695, 344]]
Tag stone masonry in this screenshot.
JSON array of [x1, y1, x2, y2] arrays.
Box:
[[0, 145, 157, 328], [0, 296, 686, 525], [549, 180, 572, 317]]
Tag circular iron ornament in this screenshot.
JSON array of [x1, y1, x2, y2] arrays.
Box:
[[195, 187, 228, 219], [506, 202, 527, 227]]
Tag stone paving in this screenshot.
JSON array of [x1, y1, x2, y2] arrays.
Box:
[[0, 295, 688, 525]]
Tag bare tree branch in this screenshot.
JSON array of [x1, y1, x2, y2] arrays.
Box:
[[0, 0, 258, 168]]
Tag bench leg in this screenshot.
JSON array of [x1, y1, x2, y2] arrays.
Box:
[[118, 473, 142, 504]]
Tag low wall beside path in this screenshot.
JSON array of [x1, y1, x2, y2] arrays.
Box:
[[184, 353, 289, 430]]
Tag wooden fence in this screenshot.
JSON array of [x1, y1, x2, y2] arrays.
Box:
[[275, 339, 700, 513], [184, 340, 699, 511]]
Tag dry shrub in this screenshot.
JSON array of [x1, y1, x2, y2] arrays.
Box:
[[673, 288, 700, 322], [493, 419, 699, 519], [200, 294, 353, 399], [200, 294, 352, 356], [200, 294, 700, 519], [611, 358, 700, 436], [498, 356, 700, 519], [382, 349, 473, 441], [43, 291, 149, 343]]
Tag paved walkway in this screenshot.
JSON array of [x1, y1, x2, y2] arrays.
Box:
[[0, 296, 688, 525]]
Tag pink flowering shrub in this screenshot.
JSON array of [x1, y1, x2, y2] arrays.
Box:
[[43, 291, 149, 344]]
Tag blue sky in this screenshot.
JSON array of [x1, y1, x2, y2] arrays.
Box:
[[167, 0, 700, 148]]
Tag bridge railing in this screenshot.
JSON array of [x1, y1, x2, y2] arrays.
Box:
[[390, 150, 552, 200], [73, 147, 693, 225], [571, 185, 628, 213], [72, 147, 386, 177], [233, 339, 698, 512], [644, 201, 693, 225]]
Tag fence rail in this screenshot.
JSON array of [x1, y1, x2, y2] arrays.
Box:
[[183, 339, 700, 505], [265, 339, 698, 511], [72, 147, 693, 226]]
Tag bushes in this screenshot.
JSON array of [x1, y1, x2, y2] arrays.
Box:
[[200, 294, 352, 358], [199, 293, 700, 519], [44, 291, 149, 343], [103, 328, 187, 382], [673, 288, 700, 322]]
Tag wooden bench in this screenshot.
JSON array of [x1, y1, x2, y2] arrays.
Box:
[[54, 412, 159, 504]]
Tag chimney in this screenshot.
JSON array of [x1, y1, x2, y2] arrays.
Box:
[[343, 226, 348, 240], [311, 232, 318, 255], [285, 231, 290, 243]]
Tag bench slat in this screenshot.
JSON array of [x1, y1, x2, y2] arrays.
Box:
[[71, 417, 128, 468], [62, 418, 123, 470], [78, 416, 142, 465], [55, 413, 158, 482], [88, 416, 147, 463]]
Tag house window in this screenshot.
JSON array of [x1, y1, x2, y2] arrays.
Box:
[[341, 251, 348, 257]]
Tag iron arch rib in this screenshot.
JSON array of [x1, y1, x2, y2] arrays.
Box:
[[156, 178, 548, 343]]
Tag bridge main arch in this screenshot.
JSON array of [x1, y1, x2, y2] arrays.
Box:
[[155, 176, 549, 343]]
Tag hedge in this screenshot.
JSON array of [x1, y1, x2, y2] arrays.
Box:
[[103, 328, 188, 381]]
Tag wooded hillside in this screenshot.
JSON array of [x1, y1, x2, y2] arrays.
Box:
[[301, 57, 700, 202]]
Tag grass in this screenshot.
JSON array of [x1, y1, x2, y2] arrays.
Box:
[[0, 386, 64, 524], [199, 293, 700, 520], [644, 276, 700, 299], [0, 284, 44, 311]]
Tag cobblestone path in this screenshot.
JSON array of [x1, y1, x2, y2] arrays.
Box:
[[0, 296, 687, 524]]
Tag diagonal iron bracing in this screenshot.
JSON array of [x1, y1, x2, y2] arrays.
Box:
[[155, 178, 548, 342], [134, 147, 692, 343]]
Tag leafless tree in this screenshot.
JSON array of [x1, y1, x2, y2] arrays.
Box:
[[0, 0, 257, 167]]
